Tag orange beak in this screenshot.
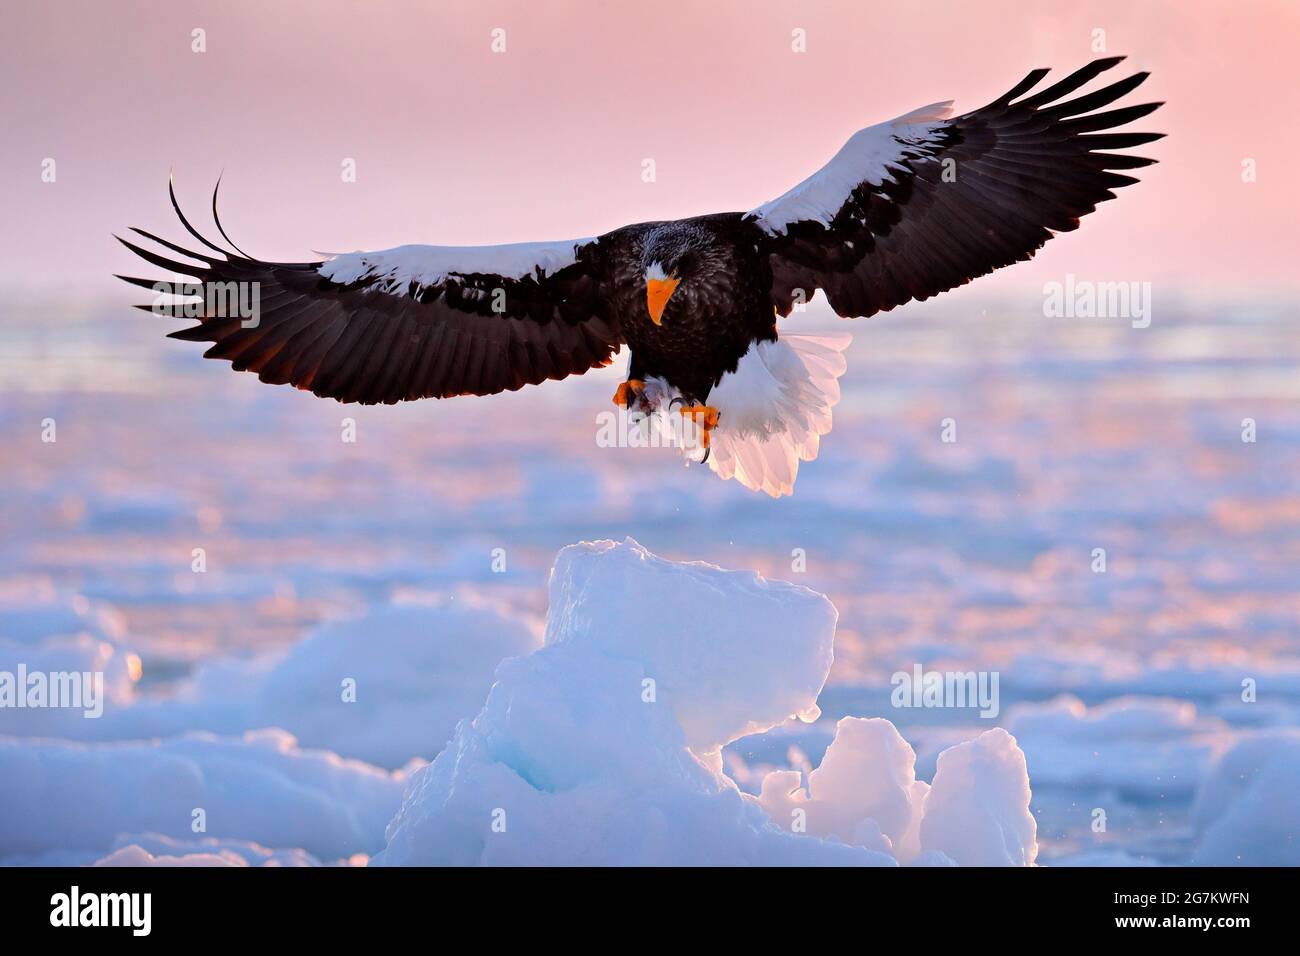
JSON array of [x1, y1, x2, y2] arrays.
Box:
[[645, 276, 680, 326]]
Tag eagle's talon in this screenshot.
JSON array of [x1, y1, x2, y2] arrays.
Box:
[[678, 403, 719, 429], [612, 379, 646, 408], [678, 403, 719, 454]]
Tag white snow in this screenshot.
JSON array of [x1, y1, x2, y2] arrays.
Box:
[[0, 588, 139, 738], [541, 538, 834, 752], [1051, 849, 1159, 867], [376, 538, 1037, 866], [4, 833, 336, 868], [7, 597, 538, 770], [92, 834, 329, 867], [0, 634, 139, 736], [758, 719, 1037, 865], [318, 237, 595, 293], [94, 846, 244, 867], [758, 717, 927, 858], [919, 728, 1038, 866], [749, 102, 953, 235], [0, 587, 127, 647], [0, 729, 404, 863], [247, 599, 540, 767], [5, 288, 1297, 867], [1002, 694, 1229, 798], [1190, 731, 1300, 865]]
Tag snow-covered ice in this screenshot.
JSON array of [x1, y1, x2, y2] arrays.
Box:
[[237, 599, 539, 767], [92, 834, 329, 868], [377, 539, 1037, 866], [0, 729, 403, 864], [759, 717, 926, 857], [919, 728, 1037, 866], [542, 538, 834, 751], [1191, 732, 1300, 866], [2, 290, 1297, 866], [1001, 695, 1230, 799], [2, 595, 537, 770]]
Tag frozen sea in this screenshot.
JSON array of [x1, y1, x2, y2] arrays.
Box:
[[1, 285, 1297, 866]]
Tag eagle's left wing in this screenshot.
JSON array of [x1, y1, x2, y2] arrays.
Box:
[[749, 57, 1163, 318], [117, 183, 623, 404]]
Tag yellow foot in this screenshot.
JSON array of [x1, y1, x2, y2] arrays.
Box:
[[612, 379, 646, 407], [678, 404, 720, 448]]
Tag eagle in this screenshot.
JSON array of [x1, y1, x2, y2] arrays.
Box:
[[118, 57, 1161, 497]]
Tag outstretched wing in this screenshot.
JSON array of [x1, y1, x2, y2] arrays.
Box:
[[117, 183, 623, 404], [749, 57, 1164, 318]]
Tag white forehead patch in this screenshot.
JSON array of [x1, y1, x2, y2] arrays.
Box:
[[644, 261, 670, 281]]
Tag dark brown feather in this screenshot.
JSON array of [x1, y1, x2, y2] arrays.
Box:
[[757, 59, 1163, 319], [118, 192, 625, 404]]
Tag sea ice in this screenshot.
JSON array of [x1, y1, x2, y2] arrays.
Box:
[[377, 538, 1037, 865], [1191, 731, 1300, 865], [0, 729, 403, 862]]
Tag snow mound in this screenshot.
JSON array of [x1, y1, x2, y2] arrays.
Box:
[[0, 587, 127, 647], [376, 538, 1037, 866], [0, 729, 403, 863], [0, 587, 142, 736], [919, 728, 1038, 866], [758, 719, 1036, 865], [1051, 849, 1158, 867], [758, 717, 926, 858], [252, 599, 540, 768], [95, 846, 245, 867], [1191, 731, 1300, 865], [543, 538, 834, 753], [0, 634, 139, 736], [1002, 695, 1229, 798], [92, 834, 327, 867], [27, 598, 538, 770]]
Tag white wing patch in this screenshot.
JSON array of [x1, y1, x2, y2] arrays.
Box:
[[705, 332, 851, 497], [317, 237, 595, 293], [749, 101, 954, 236]]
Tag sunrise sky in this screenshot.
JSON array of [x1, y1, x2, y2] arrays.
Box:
[[1, 0, 1296, 297]]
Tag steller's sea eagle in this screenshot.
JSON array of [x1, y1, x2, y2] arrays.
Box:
[[118, 57, 1161, 497]]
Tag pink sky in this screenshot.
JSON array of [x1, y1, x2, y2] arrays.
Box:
[[1, 0, 1296, 297]]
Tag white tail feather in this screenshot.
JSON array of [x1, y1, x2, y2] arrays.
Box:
[[706, 332, 852, 497]]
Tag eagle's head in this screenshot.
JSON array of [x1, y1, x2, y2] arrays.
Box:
[[640, 223, 716, 325]]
